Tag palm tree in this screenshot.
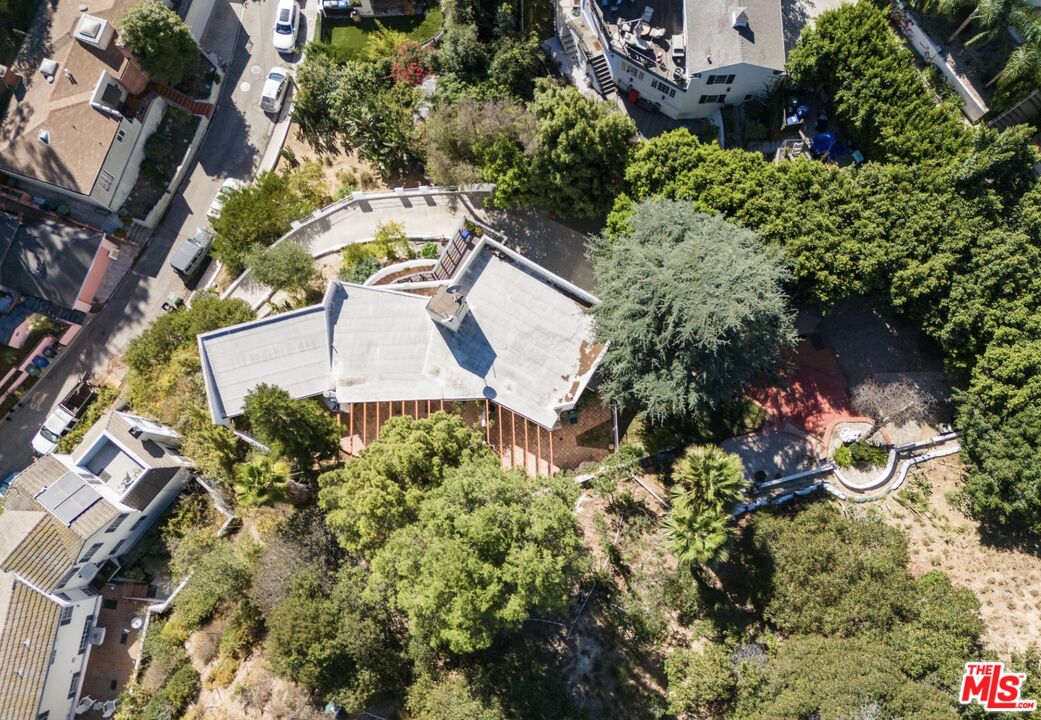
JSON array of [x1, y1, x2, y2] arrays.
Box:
[[662, 489, 733, 566], [671, 445, 749, 511], [661, 445, 749, 568], [234, 453, 291, 507]]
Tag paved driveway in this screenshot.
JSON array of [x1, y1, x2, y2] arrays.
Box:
[[0, 0, 315, 477]]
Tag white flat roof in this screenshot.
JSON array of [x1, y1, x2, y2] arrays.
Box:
[[198, 237, 605, 429]]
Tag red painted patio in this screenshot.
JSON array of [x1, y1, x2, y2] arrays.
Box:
[[751, 339, 853, 437]]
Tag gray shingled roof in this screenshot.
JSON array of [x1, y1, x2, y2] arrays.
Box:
[[684, 0, 785, 72]]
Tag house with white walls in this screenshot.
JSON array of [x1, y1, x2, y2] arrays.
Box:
[[555, 0, 785, 120], [0, 410, 192, 720]]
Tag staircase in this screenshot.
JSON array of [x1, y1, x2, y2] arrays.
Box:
[[589, 53, 616, 97], [561, 28, 577, 55], [148, 83, 215, 119]]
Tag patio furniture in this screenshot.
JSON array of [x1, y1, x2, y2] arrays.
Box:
[[102, 700, 117, 719], [641, 4, 653, 21], [74, 697, 95, 716], [648, 26, 666, 39]]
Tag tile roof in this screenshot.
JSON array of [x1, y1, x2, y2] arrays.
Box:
[[0, 573, 61, 720], [0, 0, 138, 195]]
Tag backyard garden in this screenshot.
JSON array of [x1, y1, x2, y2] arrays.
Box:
[[317, 6, 443, 61]]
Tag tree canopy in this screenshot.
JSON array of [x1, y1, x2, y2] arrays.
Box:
[[119, 1, 198, 86], [241, 384, 340, 469], [211, 167, 327, 272], [318, 412, 487, 556], [266, 567, 403, 711], [787, 1, 968, 163], [591, 199, 796, 420]]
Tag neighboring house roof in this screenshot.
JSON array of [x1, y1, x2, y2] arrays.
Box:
[[684, 0, 785, 72], [71, 411, 187, 510], [0, 572, 62, 720], [199, 237, 606, 429], [0, 0, 138, 196], [0, 211, 104, 309]]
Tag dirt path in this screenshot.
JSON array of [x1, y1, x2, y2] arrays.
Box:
[[877, 459, 1041, 655]]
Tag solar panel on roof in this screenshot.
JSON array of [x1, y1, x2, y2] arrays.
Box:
[[35, 472, 102, 526]]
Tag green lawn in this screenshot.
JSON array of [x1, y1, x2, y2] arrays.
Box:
[[326, 8, 443, 59]]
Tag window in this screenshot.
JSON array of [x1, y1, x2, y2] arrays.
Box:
[[68, 671, 80, 698], [115, 129, 126, 142], [57, 567, 78, 590], [97, 170, 115, 192], [745, 94, 752, 100], [707, 73, 735, 85], [79, 543, 102, 564], [105, 513, 128, 534], [128, 515, 148, 533], [78, 615, 94, 655], [622, 61, 645, 80], [37, 712, 49, 720], [109, 538, 126, 557], [59, 605, 74, 626], [650, 79, 676, 98], [698, 94, 726, 104]]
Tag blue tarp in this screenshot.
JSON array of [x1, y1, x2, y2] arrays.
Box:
[[811, 132, 836, 156]]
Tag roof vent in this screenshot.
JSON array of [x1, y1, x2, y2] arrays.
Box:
[[37, 130, 50, 144], [39, 58, 58, 83], [732, 7, 749, 28], [74, 14, 114, 50]]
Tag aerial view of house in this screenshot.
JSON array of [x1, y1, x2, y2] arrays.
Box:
[[0, 410, 191, 720], [0, 0, 1040, 714]]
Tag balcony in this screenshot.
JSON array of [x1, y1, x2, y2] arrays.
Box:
[[587, 0, 688, 88]]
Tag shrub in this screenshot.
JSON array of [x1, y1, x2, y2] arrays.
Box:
[[56, 386, 119, 453], [339, 253, 381, 284], [420, 241, 439, 259], [835, 441, 889, 469], [169, 541, 255, 634]]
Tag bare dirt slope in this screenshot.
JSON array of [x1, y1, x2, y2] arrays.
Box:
[[877, 459, 1041, 655]]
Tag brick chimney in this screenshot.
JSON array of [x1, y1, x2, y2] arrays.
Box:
[[118, 54, 149, 95]]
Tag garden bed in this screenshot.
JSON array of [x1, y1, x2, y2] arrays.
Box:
[[121, 105, 201, 221]]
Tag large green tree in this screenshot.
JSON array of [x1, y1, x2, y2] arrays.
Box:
[[787, 1, 968, 163], [125, 295, 253, 376], [266, 567, 403, 711], [591, 199, 796, 420], [119, 1, 199, 86], [211, 167, 326, 272], [244, 241, 316, 294], [318, 412, 487, 556], [369, 458, 584, 654], [241, 384, 340, 469], [485, 79, 635, 217]]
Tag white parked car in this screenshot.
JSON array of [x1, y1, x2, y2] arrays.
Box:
[[207, 178, 246, 221], [272, 0, 300, 54], [31, 377, 95, 456], [260, 67, 290, 115]]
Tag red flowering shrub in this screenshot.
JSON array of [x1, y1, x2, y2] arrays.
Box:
[[390, 40, 433, 86]]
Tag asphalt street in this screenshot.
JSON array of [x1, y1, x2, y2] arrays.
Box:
[[0, 0, 313, 477]]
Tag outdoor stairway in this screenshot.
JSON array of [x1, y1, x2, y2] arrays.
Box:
[[148, 83, 215, 119], [561, 29, 577, 56], [589, 53, 616, 97]]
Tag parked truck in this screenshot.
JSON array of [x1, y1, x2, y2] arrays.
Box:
[[30, 376, 96, 456]]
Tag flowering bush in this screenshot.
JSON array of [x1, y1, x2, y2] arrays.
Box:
[[390, 40, 433, 85]]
